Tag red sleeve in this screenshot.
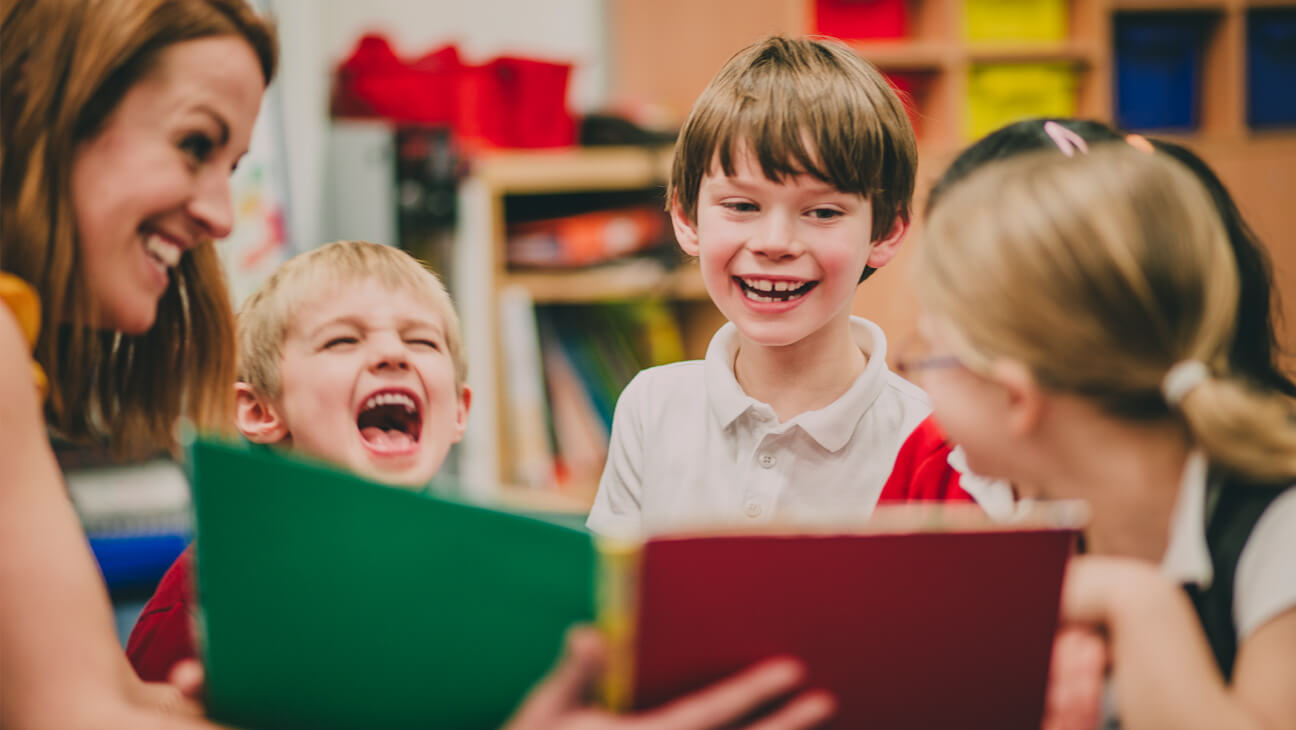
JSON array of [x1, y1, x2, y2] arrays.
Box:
[[878, 415, 974, 504], [126, 545, 198, 682]]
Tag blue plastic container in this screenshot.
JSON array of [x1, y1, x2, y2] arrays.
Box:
[[1115, 13, 1213, 131], [1248, 9, 1296, 128], [90, 531, 190, 597]]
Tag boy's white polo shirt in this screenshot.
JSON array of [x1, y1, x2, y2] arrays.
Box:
[[586, 316, 933, 538]]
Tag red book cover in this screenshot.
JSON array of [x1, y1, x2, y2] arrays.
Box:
[[604, 509, 1080, 730]]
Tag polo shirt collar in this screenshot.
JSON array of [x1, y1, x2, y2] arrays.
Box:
[[703, 316, 889, 452], [1160, 449, 1213, 589]]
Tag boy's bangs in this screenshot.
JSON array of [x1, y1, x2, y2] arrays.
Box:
[[708, 98, 883, 198]]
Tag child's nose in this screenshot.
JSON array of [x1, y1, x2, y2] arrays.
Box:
[[748, 210, 798, 259], [369, 338, 411, 371]]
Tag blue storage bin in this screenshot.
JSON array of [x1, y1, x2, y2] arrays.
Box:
[[1248, 9, 1296, 128], [90, 531, 189, 597], [1115, 13, 1213, 131]]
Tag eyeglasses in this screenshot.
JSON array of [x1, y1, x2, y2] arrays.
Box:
[[893, 330, 965, 380]]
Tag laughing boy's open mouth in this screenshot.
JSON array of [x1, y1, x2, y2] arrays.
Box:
[[356, 389, 423, 452]]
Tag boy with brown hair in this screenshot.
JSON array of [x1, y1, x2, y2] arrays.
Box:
[[588, 36, 970, 538]]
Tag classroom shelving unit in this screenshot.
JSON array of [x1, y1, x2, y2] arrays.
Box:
[[452, 145, 723, 498]]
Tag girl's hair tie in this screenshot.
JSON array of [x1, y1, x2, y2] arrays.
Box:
[[1163, 360, 1210, 406]]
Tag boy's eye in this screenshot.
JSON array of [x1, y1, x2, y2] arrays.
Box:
[[720, 201, 758, 213], [323, 336, 358, 349], [408, 339, 441, 350], [180, 133, 215, 164], [807, 208, 843, 220]]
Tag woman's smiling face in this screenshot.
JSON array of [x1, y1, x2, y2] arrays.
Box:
[[69, 35, 265, 333]]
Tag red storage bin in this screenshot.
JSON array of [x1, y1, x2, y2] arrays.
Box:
[[332, 35, 461, 125], [456, 56, 576, 150], [815, 0, 908, 40], [333, 35, 576, 149]]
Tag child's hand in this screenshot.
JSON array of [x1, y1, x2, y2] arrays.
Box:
[[1059, 555, 1161, 626], [505, 627, 835, 730], [168, 659, 208, 705], [1040, 625, 1107, 730], [132, 666, 205, 718]]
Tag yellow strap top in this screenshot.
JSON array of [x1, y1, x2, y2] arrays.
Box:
[[0, 272, 48, 401]]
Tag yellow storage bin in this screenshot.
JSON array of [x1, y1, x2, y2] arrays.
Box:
[[966, 63, 1077, 140], [965, 0, 1069, 42]]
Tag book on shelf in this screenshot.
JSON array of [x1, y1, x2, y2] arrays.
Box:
[[498, 284, 557, 490], [506, 206, 668, 268], [599, 503, 1087, 730], [188, 437, 596, 729], [534, 301, 686, 492]]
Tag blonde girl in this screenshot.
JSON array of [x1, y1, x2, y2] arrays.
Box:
[[910, 145, 1296, 729]]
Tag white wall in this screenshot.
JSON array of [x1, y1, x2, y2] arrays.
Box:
[[269, 0, 607, 253]]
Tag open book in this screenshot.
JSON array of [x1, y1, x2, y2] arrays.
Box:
[[187, 438, 596, 729], [600, 504, 1086, 730]]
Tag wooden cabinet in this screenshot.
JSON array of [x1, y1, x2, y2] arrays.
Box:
[[452, 146, 723, 499]]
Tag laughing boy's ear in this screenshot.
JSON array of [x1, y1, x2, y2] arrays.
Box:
[[235, 382, 290, 444], [670, 196, 701, 257]]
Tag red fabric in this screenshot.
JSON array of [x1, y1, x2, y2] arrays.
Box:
[[878, 415, 974, 504], [126, 546, 197, 682]]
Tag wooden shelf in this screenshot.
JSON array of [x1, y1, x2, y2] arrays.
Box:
[[847, 40, 950, 70], [472, 146, 672, 194], [965, 41, 1101, 65], [1110, 0, 1229, 11], [504, 261, 707, 304]]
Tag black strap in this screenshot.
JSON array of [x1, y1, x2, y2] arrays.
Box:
[[1182, 473, 1289, 680]]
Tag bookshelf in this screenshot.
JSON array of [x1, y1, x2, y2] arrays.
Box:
[[452, 146, 723, 499]]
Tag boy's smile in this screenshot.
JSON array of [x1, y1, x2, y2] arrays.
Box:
[[734, 276, 819, 307]]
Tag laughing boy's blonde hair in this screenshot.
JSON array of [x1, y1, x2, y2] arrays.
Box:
[[237, 241, 466, 398]]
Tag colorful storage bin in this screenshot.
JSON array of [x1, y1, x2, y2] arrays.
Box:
[[1248, 9, 1296, 128], [1114, 13, 1212, 131], [332, 35, 576, 149], [815, 0, 908, 40], [965, 0, 1068, 42], [967, 63, 1077, 140]]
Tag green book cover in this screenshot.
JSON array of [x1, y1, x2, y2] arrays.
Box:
[[188, 438, 597, 729]]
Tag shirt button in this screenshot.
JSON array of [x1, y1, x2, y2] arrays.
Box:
[[758, 453, 776, 468], [745, 502, 762, 518]]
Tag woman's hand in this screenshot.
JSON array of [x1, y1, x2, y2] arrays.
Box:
[[505, 627, 835, 730]]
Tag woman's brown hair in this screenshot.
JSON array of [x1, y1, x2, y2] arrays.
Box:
[[1, 0, 278, 457]]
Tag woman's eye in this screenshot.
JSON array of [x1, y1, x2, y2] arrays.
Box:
[[409, 339, 441, 350], [323, 336, 358, 349], [180, 133, 215, 163]]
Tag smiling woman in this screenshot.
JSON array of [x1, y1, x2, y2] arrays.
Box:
[[0, 1, 275, 728]]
